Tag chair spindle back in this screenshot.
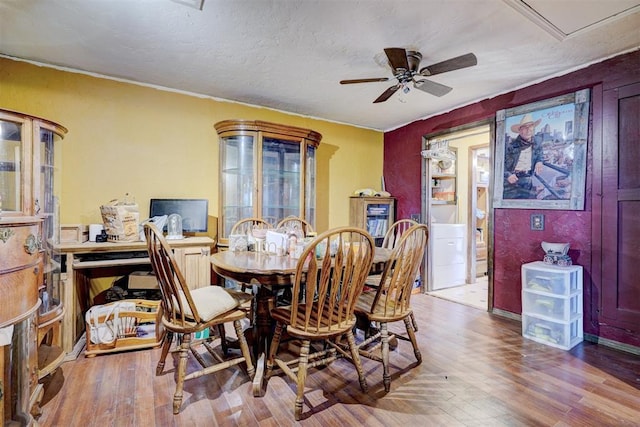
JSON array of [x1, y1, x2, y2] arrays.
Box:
[[289, 227, 374, 333]]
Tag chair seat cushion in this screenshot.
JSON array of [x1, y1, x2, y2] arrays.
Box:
[[178, 286, 239, 322]]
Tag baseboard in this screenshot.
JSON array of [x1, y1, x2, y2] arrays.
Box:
[[63, 333, 86, 362], [490, 308, 521, 321], [486, 311, 640, 356], [584, 333, 640, 356]]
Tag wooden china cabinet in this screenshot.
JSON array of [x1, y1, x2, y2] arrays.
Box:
[[0, 109, 67, 425], [214, 120, 321, 245]]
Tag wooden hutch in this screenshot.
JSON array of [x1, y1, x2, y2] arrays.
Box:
[[1, 109, 67, 425]]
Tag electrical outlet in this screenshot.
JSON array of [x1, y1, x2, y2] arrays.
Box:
[[531, 214, 544, 231]]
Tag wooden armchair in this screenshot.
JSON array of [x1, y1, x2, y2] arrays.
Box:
[[144, 224, 255, 414], [354, 223, 428, 392], [266, 227, 374, 420]]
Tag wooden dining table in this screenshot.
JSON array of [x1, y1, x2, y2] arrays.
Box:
[[210, 247, 391, 396]]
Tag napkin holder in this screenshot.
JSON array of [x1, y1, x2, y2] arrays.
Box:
[[266, 230, 288, 255]]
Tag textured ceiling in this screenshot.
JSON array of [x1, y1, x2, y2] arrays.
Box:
[[1, 0, 639, 131]]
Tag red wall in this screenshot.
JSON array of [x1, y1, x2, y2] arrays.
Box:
[[384, 50, 639, 344]]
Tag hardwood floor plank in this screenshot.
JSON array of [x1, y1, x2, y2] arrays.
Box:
[[35, 294, 640, 426], [132, 350, 159, 426]]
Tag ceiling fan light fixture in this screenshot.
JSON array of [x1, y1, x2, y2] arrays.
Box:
[[341, 48, 477, 103]]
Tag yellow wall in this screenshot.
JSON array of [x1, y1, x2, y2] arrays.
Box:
[[0, 58, 383, 233]]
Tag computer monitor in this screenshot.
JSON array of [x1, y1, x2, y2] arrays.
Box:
[[149, 198, 208, 233]]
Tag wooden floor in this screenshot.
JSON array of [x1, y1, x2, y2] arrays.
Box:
[[37, 294, 640, 426]]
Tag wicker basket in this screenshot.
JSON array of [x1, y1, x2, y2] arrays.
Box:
[[85, 299, 164, 356]]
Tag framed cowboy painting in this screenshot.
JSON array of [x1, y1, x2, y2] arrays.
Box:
[[493, 88, 590, 210]]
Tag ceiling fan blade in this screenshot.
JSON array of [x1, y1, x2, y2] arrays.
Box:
[[407, 51, 422, 73], [419, 53, 477, 76], [384, 47, 409, 71], [373, 84, 401, 103], [340, 77, 389, 84], [413, 79, 453, 97]]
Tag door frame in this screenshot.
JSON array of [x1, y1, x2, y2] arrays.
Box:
[[467, 143, 490, 282], [421, 119, 495, 310]]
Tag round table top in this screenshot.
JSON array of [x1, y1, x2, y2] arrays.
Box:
[[211, 250, 299, 275], [210, 247, 391, 286]]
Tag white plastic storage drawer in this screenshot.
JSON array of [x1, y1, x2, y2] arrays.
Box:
[[522, 290, 582, 322], [522, 314, 583, 350], [522, 261, 582, 296]]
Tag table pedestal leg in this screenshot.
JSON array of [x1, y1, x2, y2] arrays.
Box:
[[251, 286, 276, 397]]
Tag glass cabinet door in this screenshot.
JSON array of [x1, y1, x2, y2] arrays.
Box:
[[220, 133, 256, 238], [36, 123, 65, 318], [0, 115, 26, 215], [261, 137, 301, 222], [305, 144, 316, 226], [215, 120, 321, 245]]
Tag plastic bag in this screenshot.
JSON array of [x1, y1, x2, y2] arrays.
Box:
[[139, 215, 168, 241], [100, 194, 140, 242], [86, 301, 137, 345]]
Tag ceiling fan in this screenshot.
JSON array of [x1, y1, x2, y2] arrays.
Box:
[[340, 48, 477, 103]]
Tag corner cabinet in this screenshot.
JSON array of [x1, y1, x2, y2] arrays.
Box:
[[214, 120, 321, 245], [1, 109, 67, 425], [349, 196, 395, 245]]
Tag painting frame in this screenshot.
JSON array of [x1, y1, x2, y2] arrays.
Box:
[[493, 88, 590, 210]]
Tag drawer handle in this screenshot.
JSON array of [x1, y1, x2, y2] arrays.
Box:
[[201, 248, 210, 256], [24, 233, 42, 255], [33, 266, 40, 275], [0, 227, 15, 243]]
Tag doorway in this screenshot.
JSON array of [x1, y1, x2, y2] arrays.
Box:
[[423, 123, 492, 311]]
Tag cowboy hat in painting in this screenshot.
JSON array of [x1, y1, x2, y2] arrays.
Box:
[[510, 113, 542, 133]]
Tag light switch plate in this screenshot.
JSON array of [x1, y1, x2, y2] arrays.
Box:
[[531, 214, 544, 231]]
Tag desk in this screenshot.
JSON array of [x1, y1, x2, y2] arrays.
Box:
[[210, 247, 391, 396], [55, 236, 215, 357]]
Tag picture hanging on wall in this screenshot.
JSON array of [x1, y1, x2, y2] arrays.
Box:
[[493, 88, 590, 210]]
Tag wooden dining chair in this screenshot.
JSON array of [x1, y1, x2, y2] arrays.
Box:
[[229, 217, 273, 293], [380, 218, 418, 250], [229, 217, 273, 237], [354, 223, 428, 392], [144, 223, 255, 414], [276, 215, 314, 235], [366, 218, 420, 332], [266, 227, 374, 420]]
